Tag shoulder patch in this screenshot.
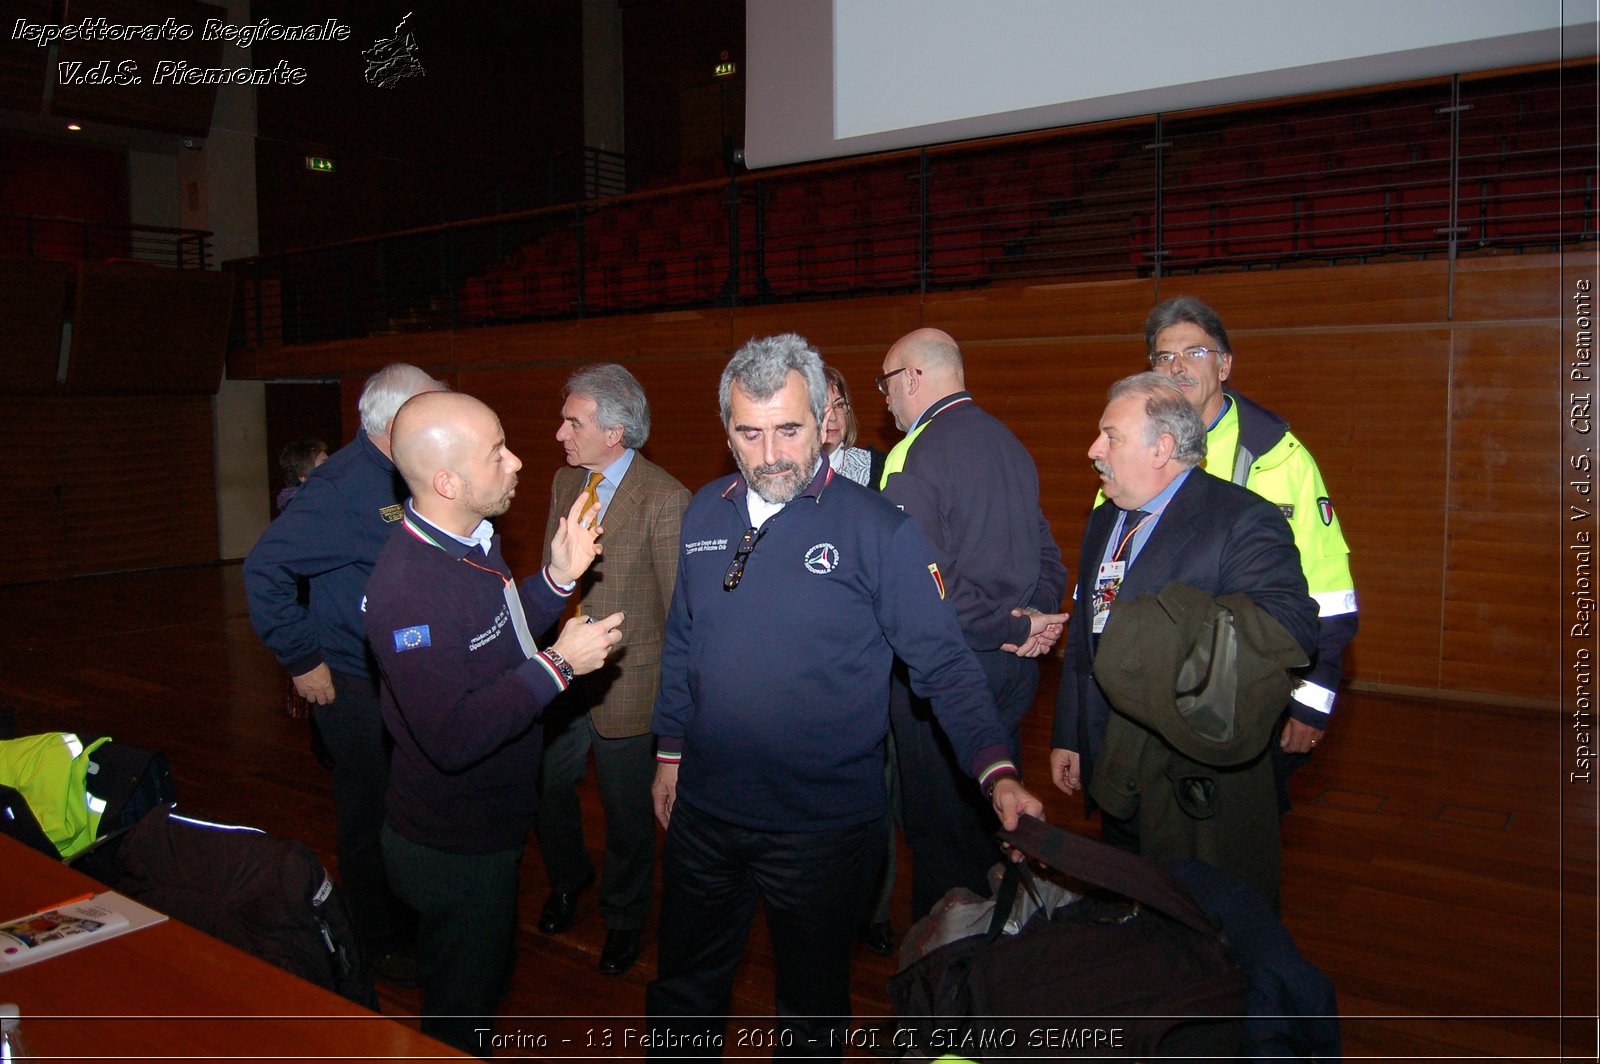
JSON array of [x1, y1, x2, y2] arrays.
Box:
[[1317, 497, 1334, 525], [380, 503, 405, 523], [1278, 504, 1295, 521], [392, 625, 431, 652], [928, 562, 946, 600]]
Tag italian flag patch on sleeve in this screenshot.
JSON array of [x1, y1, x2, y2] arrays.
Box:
[[928, 562, 946, 599]]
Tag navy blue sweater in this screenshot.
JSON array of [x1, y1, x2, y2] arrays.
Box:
[[883, 393, 1067, 650], [244, 430, 406, 682], [653, 463, 1014, 832], [364, 505, 571, 854]]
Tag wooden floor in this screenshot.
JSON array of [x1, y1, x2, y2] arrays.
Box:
[[0, 564, 1592, 1061]]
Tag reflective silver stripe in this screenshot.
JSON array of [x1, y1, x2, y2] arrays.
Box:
[[1292, 678, 1336, 714], [1314, 589, 1357, 617], [1230, 444, 1255, 486]]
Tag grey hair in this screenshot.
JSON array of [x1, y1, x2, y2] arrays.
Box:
[[359, 363, 446, 437], [719, 334, 828, 427], [1143, 296, 1233, 360], [565, 363, 650, 449], [1108, 372, 1208, 468]]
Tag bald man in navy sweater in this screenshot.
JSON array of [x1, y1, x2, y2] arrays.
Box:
[[365, 390, 622, 1056]]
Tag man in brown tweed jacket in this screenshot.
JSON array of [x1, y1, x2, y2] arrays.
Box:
[[536, 363, 689, 975]]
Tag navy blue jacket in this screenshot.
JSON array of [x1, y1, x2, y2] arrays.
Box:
[[364, 505, 571, 854], [653, 463, 1015, 833], [883, 393, 1067, 650], [1053, 469, 1318, 799], [243, 430, 405, 682]]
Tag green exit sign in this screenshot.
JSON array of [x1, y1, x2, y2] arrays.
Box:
[[305, 156, 336, 173], [714, 61, 736, 78]]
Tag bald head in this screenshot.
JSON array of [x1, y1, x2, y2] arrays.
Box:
[[392, 391, 523, 533], [881, 327, 966, 432]]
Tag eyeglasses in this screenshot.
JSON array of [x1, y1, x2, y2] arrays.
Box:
[[1150, 346, 1222, 367], [875, 366, 913, 394], [723, 525, 768, 592], [827, 397, 850, 414]]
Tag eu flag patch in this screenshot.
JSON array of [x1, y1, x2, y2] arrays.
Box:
[[393, 625, 431, 652]]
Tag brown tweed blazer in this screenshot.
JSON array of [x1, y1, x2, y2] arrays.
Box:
[[542, 454, 689, 737]]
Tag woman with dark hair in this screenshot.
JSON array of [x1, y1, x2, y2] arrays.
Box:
[[821, 365, 886, 489], [276, 438, 328, 513]]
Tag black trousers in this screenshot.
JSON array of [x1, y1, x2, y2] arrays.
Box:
[[892, 650, 1037, 919], [646, 800, 883, 1060], [319, 670, 412, 954], [382, 825, 521, 1058], [536, 708, 656, 930]]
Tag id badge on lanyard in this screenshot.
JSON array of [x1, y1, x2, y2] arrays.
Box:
[[1091, 559, 1125, 634]]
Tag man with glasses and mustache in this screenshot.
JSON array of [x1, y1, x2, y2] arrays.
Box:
[[1137, 296, 1357, 808], [647, 334, 1043, 1059], [876, 327, 1068, 920]]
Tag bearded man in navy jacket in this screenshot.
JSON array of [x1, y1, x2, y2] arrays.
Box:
[[646, 334, 1044, 1059]]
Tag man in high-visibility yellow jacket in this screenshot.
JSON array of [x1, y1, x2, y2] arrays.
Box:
[[1141, 296, 1358, 802]]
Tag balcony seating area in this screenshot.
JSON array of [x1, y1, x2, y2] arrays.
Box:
[[227, 64, 1596, 347]]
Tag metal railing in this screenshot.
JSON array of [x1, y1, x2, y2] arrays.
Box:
[[227, 64, 1597, 349], [0, 215, 212, 269]]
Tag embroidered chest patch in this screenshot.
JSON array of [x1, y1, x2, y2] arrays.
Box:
[[804, 542, 839, 574]]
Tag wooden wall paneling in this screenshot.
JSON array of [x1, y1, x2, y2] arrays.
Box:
[[217, 253, 1577, 702], [0, 399, 68, 584], [0, 257, 70, 393], [962, 337, 1134, 546], [1443, 511, 1558, 696], [1452, 254, 1563, 322], [1246, 327, 1454, 691], [1441, 324, 1561, 698], [466, 318, 588, 371], [923, 274, 1155, 341], [67, 263, 233, 394], [53, 397, 218, 577], [576, 308, 735, 361], [613, 351, 741, 494], [731, 294, 922, 357], [1159, 258, 1450, 329]]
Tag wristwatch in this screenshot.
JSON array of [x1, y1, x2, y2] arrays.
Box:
[[543, 648, 574, 684]]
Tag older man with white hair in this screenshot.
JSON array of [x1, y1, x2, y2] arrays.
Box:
[[243, 362, 445, 977]]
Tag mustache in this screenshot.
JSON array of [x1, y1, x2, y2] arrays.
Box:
[[1092, 459, 1112, 479], [753, 461, 799, 477], [1171, 373, 1198, 389]]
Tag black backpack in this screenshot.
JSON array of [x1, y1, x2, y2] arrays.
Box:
[[887, 814, 1247, 1062], [116, 805, 377, 1009]]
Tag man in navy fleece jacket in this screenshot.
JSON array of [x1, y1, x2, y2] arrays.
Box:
[[365, 390, 622, 1056], [243, 362, 444, 968], [646, 334, 1044, 1060]]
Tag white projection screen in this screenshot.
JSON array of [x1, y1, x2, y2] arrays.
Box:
[[743, 0, 1599, 170]]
